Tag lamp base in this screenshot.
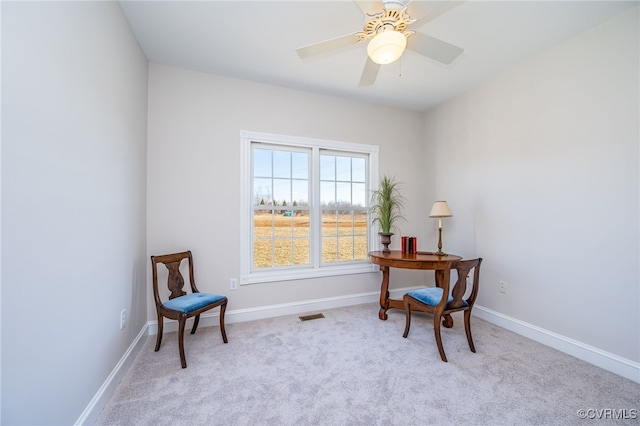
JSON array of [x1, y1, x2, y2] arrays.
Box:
[[434, 227, 447, 257]]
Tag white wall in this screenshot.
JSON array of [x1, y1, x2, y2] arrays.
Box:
[[1, 2, 148, 425], [2, 2, 637, 423], [424, 7, 639, 362], [146, 64, 430, 317]]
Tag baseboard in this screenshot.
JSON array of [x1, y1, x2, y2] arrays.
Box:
[[146, 288, 398, 335], [473, 305, 640, 384], [74, 323, 149, 426]]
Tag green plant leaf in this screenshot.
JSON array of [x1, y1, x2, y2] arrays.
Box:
[[370, 175, 406, 233]]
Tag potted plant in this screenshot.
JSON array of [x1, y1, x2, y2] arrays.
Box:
[[370, 175, 405, 253]]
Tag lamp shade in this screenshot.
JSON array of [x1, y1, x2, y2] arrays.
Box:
[[367, 30, 407, 65], [429, 201, 452, 218]]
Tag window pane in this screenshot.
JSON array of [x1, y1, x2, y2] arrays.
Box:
[[293, 211, 310, 237], [353, 182, 366, 207], [322, 236, 337, 263], [320, 155, 335, 180], [337, 213, 353, 235], [253, 239, 272, 268], [273, 178, 291, 205], [354, 235, 368, 260], [253, 148, 272, 177], [293, 238, 310, 265], [273, 151, 291, 178], [336, 156, 351, 181], [336, 181, 351, 206], [292, 152, 308, 179], [352, 157, 366, 182], [274, 239, 292, 267], [253, 178, 273, 206], [338, 236, 354, 261], [253, 210, 274, 238], [292, 179, 308, 205], [320, 181, 335, 206], [322, 212, 337, 237], [274, 213, 293, 238]]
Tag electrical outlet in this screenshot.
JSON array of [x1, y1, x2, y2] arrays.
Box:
[[229, 278, 238, 291], [120, 309, 126, 330], [498, 281, 507, 294]]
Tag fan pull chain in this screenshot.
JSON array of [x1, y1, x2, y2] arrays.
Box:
[[398, 57, 403, 78]]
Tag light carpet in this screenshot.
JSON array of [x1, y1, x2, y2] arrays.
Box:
[[95, 303, 639, 425]]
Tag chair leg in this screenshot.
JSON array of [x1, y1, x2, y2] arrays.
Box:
[[403, 300, 412, 338], [155, 314, 164, 352], [191, 314, 200, 335], [464, 310, 476, 353], [178, 315, 188, 368], [219, 300, 228, 343], [433, 314, 448, 362]]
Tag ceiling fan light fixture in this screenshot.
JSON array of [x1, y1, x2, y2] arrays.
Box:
[[367, 30, 407, 65]]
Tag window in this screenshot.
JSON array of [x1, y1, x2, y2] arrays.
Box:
[[319, 152, 368, 264], [252, 145, 311, 269], [240, 130, 379, 285]]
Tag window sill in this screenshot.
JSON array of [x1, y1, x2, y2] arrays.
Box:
[[240, 262, 379, 285]]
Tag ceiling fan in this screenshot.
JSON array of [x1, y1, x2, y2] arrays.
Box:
[[295, 0, 465, 86]]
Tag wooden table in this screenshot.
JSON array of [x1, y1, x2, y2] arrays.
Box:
[[369, 250, 462, 322]]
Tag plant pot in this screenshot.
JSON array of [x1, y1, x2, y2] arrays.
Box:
[[379, 232, 394, 253]]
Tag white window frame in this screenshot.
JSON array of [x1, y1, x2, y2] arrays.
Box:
[[240, 130, 379, 285]]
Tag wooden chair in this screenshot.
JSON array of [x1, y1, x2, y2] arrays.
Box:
[[402, 258, 482, 362], [151, 250, 228, 368]]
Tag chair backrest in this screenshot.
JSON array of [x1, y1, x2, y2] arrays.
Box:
[[447, 258, 482, 309], [150, 251, 198, 307]]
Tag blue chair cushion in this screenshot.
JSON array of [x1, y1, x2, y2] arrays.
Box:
[[406, 287, 468, 308], [163, 293, 226, 314]]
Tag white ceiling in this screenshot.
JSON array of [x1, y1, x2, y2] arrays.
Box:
[[120, 0, 637, 112]]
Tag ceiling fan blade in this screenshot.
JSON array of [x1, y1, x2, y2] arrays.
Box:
[[408, 0, 465, 25], [359, 57, 381, 86], [296, 33, 362, 59], [406, 32, 463, 65], [354, 1, 383, 16]]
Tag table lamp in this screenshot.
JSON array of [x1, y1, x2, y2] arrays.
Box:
[[429, 201, 452, 256]]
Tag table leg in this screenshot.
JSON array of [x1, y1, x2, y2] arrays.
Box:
[[378, 265, 390, 320]]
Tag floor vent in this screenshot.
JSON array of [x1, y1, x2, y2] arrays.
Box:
[[299, 313, 325, 321]]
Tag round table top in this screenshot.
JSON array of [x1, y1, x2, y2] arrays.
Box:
[[369, 250, 461, 260], [368, 250, 462, 269]]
